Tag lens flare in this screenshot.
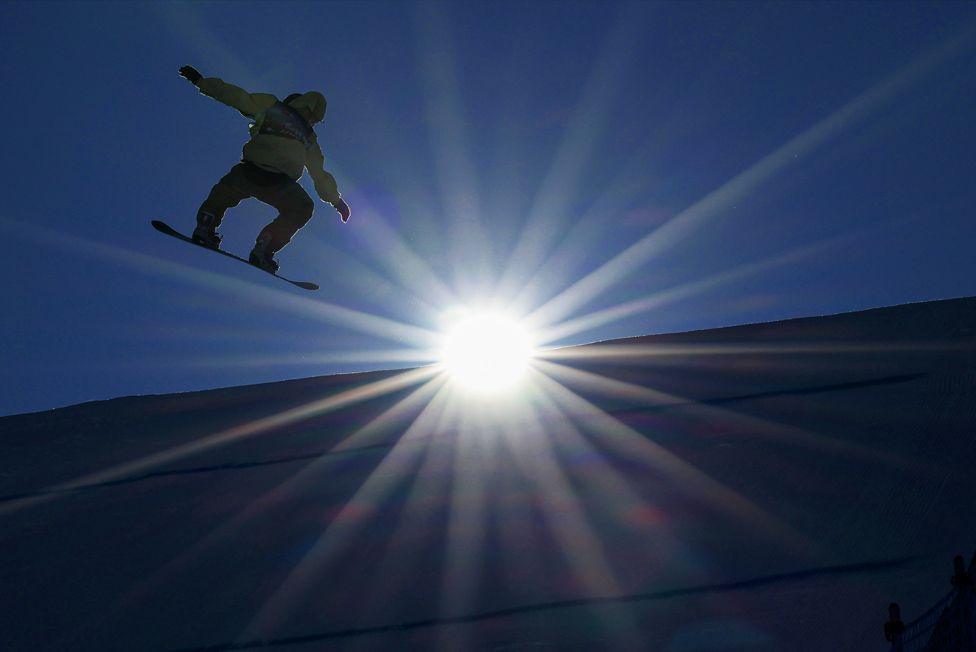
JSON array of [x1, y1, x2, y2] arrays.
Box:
[[441, 312, 534, 394]]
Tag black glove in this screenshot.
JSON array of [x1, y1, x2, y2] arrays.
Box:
[[179, 65, 202, 85], [331, 198, 351, 223]]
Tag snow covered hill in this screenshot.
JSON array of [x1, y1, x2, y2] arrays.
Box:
[[2, 297, 975, 651]]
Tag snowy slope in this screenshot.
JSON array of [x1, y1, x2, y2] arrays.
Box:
[[2, 297, 975, 651]]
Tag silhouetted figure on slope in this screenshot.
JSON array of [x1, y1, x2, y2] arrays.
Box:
[[178, 65, 351, 274]]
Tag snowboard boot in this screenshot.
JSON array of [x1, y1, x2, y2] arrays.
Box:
[[192, 211, 222, 250], [249, 229, 280, 274]]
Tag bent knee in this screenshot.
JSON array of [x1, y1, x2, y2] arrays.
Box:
[[289, 195, 314, 226], [299, 194, 314, 219]]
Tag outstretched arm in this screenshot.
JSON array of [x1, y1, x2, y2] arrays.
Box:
[[178, 66, 274, 118], [307, 142, 351, 223]]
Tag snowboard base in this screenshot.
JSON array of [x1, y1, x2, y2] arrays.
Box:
[[151, 220, 318, 291]]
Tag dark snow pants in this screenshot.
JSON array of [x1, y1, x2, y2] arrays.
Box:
[[196, 162, 314, 253]]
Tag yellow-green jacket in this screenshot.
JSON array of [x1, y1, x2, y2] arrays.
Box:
[[196, 77, 341, 204]]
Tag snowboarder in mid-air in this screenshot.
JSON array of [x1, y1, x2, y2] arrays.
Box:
[[177, 65, 350, 274]]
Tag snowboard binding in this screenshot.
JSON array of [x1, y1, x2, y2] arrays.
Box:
[[192, 211, 222, 250]]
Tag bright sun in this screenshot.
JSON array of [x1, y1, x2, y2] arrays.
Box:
[[441, 311, 535, 394]]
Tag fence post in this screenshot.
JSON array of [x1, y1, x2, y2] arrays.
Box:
[[958, 551, 976, 651], [885, 602, 905, 652], [951, 555, 972, 589]]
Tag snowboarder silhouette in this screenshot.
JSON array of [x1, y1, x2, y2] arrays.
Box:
[[178, 65, 350, 274]]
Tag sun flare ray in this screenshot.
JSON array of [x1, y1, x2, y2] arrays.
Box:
[[98, 373, 450, 628], [527, 368, 811, 552], [243, 380, 457, 637], [413, 2, 493, 295], [497, 4, 649, 304], [533, 359, 932, 473], [492, 391, 646, 643], [527, 26, 976, 329], [531, 233, 852, 342], [165, 349, 442, 370], [337, 202, 459, 311], [435, 402, 496, 626], [0, 218, 441, 348], [0, 366, 438, 516]]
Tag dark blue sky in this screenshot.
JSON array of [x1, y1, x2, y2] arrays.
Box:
[[2, 1, 975, 416]]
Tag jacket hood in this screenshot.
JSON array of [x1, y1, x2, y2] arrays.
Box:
[[287, 91, 327, 124]]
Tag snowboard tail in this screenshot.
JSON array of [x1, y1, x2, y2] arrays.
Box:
[[151, 220, 318, 291]]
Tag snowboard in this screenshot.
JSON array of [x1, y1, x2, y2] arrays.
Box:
[[151, 220, 319, 291]]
